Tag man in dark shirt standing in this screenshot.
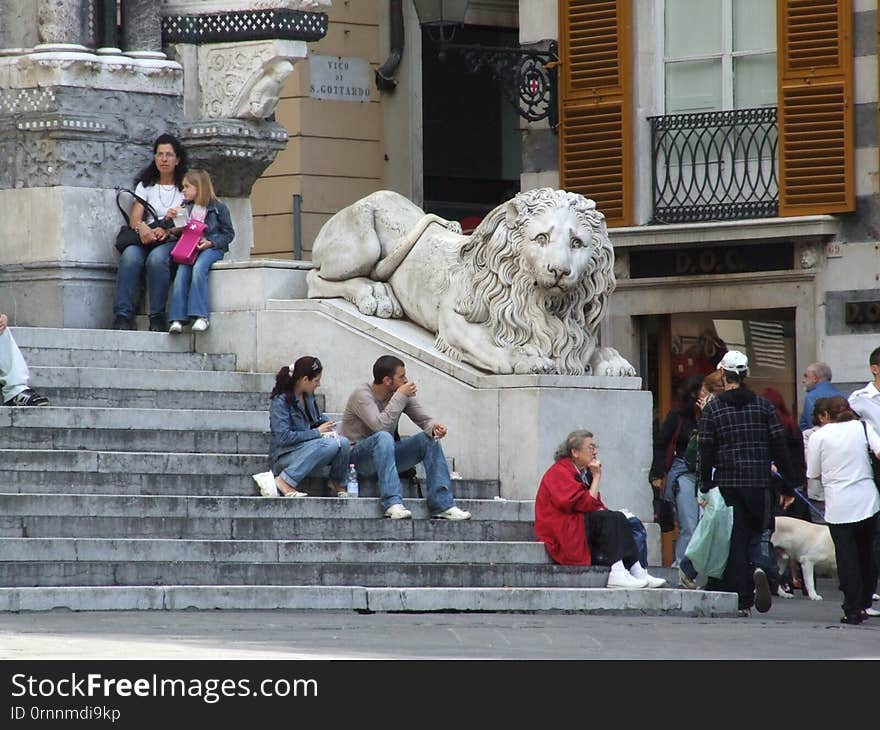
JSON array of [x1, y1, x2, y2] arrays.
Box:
[[697, 350, 795, 615]]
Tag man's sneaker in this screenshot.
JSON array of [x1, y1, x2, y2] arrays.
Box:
[[433, 506, 471, 520], [4, 389, 49, 407], [252, 471, 279, 497], [753, 567, 772, 613], [606, 571, 649, 589], [191, 317, 209, 332], [384, 504, 412, 520], [864, 607, 880, 617], [113, 315, 134, 330], [642, 573, 667, 588], [678, 567, 697, 589], [168, 321, 184, 334]]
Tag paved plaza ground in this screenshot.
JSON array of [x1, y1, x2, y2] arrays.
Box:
[[0, 579, 875, 660]]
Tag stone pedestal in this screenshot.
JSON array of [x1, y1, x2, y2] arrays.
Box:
[[0, 49, 183, 328]]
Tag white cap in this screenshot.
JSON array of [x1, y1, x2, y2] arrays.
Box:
[[717, 350, 748, 374]]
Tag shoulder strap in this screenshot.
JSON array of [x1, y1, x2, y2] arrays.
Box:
[[115, 187, 160, 226]]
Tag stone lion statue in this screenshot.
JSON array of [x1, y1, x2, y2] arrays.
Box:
[[306, 188, 636, 376]]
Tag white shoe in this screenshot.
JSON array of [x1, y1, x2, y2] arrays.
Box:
[[873, 593, 880, 602], [168, 321, 184, 334], [865, 607, 880, 617], [283, 489, 308, 498], [606, 571, 649, 589], [191, 317, 209, 332], [641, 573, 667, 589], [433, 506, 471, 521], [253, 471, 278, 497], [384, 504, 412, 520]]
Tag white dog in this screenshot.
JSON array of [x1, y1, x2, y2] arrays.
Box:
[[771, 516, 836, 601]]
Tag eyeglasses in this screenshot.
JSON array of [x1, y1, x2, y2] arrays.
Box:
[[155, 152, 177, 160]]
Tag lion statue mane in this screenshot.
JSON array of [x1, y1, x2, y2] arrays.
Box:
[[306, 188, 636, 376]]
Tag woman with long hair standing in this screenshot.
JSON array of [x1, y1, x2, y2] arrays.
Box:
[[805, 396, 880, 624], [253, 356, 351, 498]]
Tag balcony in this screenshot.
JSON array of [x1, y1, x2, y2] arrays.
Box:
[[648, 107, 778, 224]]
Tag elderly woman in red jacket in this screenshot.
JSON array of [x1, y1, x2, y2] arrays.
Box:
[[535, 429, 666, 589]]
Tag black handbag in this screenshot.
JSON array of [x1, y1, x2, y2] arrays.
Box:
[[114, 187, 171, 254], [861, 421, 880, 493]]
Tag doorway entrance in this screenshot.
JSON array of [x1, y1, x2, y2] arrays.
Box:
[[641, 308, 797, 565]]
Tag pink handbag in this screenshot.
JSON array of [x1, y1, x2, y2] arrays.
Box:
[[170, 218, 207, 266]]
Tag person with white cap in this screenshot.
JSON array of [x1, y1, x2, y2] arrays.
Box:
[[696, 350, 796, 615]]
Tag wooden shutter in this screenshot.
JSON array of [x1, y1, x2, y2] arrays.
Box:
[[559, 0, 632, 226], [777, 0, 854, 215]]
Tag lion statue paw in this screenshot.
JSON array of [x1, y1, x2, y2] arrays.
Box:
[[589, 347, 637, 377]]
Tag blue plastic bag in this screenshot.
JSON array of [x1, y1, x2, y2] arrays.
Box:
[[684, 487, 733, 578]]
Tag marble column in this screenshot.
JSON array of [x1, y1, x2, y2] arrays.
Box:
[[121, 0, 165, 59], [35, 0, 88, 52]]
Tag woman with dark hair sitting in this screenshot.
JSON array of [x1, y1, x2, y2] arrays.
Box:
[[806, 395, 880, 624], [535, 429, 666, 589], [253, 356, 351, 498], [112, 133, 188, 332]]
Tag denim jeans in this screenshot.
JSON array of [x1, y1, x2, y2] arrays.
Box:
[[674, 471, 701, 564], [272, 435, 350, 487], [169, 247, 224, 321], [350, 430, 454, 513], [113, 241, 175, 318], [627, 516, 648, 567]]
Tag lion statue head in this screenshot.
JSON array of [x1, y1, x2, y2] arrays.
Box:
[[452, 188, 616, 375]]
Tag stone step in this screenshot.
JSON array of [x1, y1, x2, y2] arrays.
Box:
[[34, 388, 269, 411], [0, 494, 530, 541], [0, 407, 268, 453], [21, 346, 235, 371], [0, 448, 266, 476], [0, 561, 633, 588], [0, 406, 267, 431], [0, 537, 551, 563], [28, 366, 276, 410], [11, 326, 196, 353], [0, 585, 736, 615], [0, 514, 537, 542], [0, 494, 531, 521], [0, 467, 500, 499]]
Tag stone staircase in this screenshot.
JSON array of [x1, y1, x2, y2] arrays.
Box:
[[0, 327, 735, 615]]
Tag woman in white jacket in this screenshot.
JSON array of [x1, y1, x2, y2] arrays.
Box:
[[805, 396, 880, 624]]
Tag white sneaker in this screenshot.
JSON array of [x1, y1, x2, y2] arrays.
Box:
[[191, 317, 209, 332], [641, 573, 667, 589], [865, 607, 880, 617], [384, 504, 412, 520], [168, 321, 184, 334], [606, 571, 649, 589], [253, 471, 278, 497], [433, 506, 471, 520]]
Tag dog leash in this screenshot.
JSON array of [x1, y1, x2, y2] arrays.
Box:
[[791, 488, 826, 521]]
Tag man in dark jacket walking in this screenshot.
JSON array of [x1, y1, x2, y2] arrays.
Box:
[[697, 350, 795, 614]]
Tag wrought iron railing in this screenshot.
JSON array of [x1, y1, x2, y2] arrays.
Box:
[[648, 107, 778, 224]]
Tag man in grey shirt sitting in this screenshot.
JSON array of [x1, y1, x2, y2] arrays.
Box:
[[340, 354, 471, 521]]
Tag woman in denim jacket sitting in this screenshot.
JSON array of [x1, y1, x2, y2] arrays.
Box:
[[168, 169, 235, 334], [253, 356, 351, 498]]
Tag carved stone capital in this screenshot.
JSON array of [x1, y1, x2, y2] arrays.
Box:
[[197, 39, 306, 120], [180, 119, 289, 197], [5, 51, 182, 96]]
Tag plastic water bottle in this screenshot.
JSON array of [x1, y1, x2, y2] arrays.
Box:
[[346, 464, 359, 497]]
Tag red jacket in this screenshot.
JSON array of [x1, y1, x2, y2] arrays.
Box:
[[534, 458, 606, 565]]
